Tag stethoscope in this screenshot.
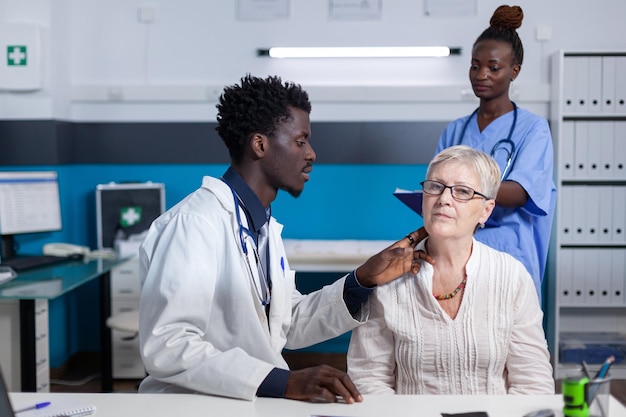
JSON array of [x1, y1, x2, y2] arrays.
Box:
[[228, 186, 271, 306], [460, 101, 518, 181]]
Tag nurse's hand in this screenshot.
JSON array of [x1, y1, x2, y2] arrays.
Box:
[[284, 365, 362, 404], [355, 227, 432, 288]]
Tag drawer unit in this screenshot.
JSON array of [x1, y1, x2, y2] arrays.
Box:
[[34, 299, 49, 392], [110, 257, 145, 379], [110, 259, 141, 299]]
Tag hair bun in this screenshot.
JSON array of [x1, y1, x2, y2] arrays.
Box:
[[489, 5, 523, 30]]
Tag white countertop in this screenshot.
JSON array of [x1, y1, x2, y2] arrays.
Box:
[[283, 239, 395, 272], [9, 392, 626, 417]]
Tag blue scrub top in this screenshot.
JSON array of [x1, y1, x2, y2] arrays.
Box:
[[436, 107, 557, 302]]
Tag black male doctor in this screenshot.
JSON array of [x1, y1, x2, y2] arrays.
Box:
[[138, 75, 430, 403]]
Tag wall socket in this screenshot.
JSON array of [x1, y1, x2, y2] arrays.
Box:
[[535, 24, 552, 42]]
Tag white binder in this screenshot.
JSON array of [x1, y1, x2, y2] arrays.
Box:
[[598, 121, 614, 178], [587, 56, 603, 113], [601, 56, 616, 114], [611, 185, 626, 244], [583, 248, 599, 305], [562, 56, 577, 114], [571, 185, 587, 244], [574, 121, 589, 177], [585, 186, 600, 242], [574, 57, 590, 114], [574, 121, 597, 178], [610, 249, 625, 305], [586, 122, 602, 178], [559, 185, 574, 243], [560, 121, 575, 179], [614, 121, 626, 179], [616, 56, 626, 114], [559, 249, 574, 304], [597, 249, 611, 302], [597, 185, 613, 244], [571, 249, 586, 305]]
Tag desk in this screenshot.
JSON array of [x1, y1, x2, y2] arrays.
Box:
[[283, 239, 395, 272], [0, 258, 127, 392], [283, 239, 395, 355], [8, 392, 626, 417]]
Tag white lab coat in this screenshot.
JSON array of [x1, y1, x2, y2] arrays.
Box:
[[138, 176, 364, 401]]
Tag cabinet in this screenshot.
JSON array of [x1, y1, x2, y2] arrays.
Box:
[[110, 257, 145, 379], [0, 258, 125, 391], [33, 299, 50, 392], [0, 299, 50, 392], [96, 181, 164, 380], [548, 50, 626, 379]]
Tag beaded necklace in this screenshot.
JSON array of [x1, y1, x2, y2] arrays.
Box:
[[433, 276, 467, 301]]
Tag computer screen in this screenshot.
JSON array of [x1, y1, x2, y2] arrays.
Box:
[[0, 171, 62, 260]]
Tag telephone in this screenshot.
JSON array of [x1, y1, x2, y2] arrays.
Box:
[[0, 266, 17, 284], [43, 242, 91, 257]]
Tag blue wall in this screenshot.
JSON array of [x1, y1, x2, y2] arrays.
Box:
[[9, 163, 427, 367]]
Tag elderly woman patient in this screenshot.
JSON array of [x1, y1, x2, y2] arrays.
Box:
[[347, 145, 554, 395]]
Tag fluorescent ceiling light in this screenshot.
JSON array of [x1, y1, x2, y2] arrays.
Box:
[[257, 46, 461, 58]]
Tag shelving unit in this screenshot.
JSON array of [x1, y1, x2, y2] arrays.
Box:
[[548, 50, 626, 379]]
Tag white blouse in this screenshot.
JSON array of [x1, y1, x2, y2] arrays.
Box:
[[347, 239, 555, 395]]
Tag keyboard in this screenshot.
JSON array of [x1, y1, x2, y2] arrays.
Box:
[[0, 254, 81, 272]]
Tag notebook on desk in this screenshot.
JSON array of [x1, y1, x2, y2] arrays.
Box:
[[0, 365, 96, 417]]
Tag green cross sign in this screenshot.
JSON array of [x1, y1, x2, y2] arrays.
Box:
[[120, 206, 142, 227], [7, 45, 27, 66]]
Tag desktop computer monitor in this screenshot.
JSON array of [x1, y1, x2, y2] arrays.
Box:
[[0, 171, 62, 260]]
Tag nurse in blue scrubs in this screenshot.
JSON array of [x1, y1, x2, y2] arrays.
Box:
[[436, 5, 556, 302]]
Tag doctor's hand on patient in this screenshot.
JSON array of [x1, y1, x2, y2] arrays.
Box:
[[283, 229, 431, 404], [285, 364, 363, 404], [356, 227, 432, 288]]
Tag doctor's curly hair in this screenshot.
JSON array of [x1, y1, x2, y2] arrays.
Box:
[[215, 74, 311, 164]]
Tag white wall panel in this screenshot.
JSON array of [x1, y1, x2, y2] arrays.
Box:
[[1, 0, 626, 120]]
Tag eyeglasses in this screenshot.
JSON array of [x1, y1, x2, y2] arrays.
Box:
[[421, 180, 491, 201]]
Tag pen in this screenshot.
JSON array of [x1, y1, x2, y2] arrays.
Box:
[[581, 360, 592, 379], [15, 402, 51, 413], [588, 355, 615, 411], [593, 355, 615, 380]]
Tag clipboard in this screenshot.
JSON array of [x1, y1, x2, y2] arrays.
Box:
[[393, 188, 423, 217]]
